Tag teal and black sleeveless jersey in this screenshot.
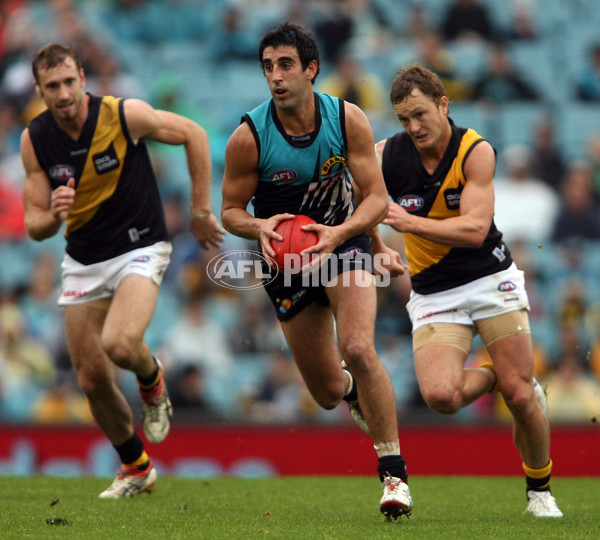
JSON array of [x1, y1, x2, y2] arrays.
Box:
[[28, 94, 167, 265], [381, 118, 512, 295], [243, 92, 356, 225]]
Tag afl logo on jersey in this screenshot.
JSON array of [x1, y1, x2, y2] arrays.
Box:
[[398, 195, 424, 212], [498, 281, 517, 292], [49, 164, 76, 182], [271, 169, 297, 183]]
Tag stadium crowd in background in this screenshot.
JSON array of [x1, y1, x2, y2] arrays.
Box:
[[1, 0, 600, 430]]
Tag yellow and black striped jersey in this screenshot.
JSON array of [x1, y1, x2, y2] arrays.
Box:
[[28, 94, 167, 265], [381, 118, 512, 294]]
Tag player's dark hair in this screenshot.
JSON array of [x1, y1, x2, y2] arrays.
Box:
[[32, 43, 82, 83], [390, 64, 447, 105], [258, 22, 321, 83]]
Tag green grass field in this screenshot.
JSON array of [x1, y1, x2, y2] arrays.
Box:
[[1, 475, 598, 539]]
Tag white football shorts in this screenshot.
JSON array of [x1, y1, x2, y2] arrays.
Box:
[[407, 263, 530, 332], [58, 241, 172, 306]]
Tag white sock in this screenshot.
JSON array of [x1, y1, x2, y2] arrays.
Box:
[[343, 368, 353, 397], [374, 440, 401, 458]]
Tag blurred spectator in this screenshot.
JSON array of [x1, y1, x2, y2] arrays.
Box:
[[317, 52, 385, 116], [471, 44, 540, 103], [51, 0, 107, 76], [576, 43, 600, 101], [284, 0, 311, 28], [209, 5, 256, 64], [84, 51, 146, 99], [504, 0, 539, 41], [0, 100, 21, 160], [550, 161, 600, 245], [344, 0, 388, 50], [50, 0, 146, 99], [557, 289, 588, 340], [0, 299, 56, 421], [542, 353, 600, 423], [401, 31, 472, 102], [0, 5, 45, 125], [494, 145, 559, 245], [439, 0, 496, 42], [160, 293, 234, 409], [229, 299, 285, 355], [402, 2, 432, 39], [168, 364, 221, 421], [102, 0, 209, 45], [148, 72, 227, 192], [543, 244, 596, 320], [508, 238, 547, 321], [312, 0, 354, 64], [377, 335, 417, 412], [0, 170, 26, 240], [160, 194, 202, 287], [240, 351, 316, 423], [150, 72, 222, 140], [530, 114, 566, 192], [18, 251, 69, 369], [584, 132, 600, 199], [30, 370, 93, 425]]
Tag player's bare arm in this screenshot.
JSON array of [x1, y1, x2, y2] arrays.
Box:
[[353, 147, 405, 278], [221, 122, 294, 258], [124, 98, 225, 249], [21, 128, 75, 241], [383, 140, 495, 247], [302, 103, 389, 257]]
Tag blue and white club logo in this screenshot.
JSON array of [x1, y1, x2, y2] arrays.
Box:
[[206, 250, 278, 290]]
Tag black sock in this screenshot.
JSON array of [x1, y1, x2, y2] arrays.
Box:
[[113, 433, 146, 467], [377, 455, 408, 483], [524, 460, 552, 494], [137, 357, 159, 387]]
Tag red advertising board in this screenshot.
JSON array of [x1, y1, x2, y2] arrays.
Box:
[[0, 424, 598, 477]]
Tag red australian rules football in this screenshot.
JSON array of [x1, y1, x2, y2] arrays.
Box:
[[270, 215, 319, 271]]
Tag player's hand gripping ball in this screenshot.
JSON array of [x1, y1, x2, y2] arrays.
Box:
[[270, 215, 319, 271]]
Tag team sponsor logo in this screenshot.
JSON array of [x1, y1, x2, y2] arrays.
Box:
[[271, 169, 297, 183], [277, 297, 292, 314], [62, 289, 87, 297], [498, 281, 517, 292], [397, 195, 424, 212], [206, 250, 278, 290], [416, 307, 458, 321], [444, 188, 462, 210], [342, 246, 363, 257], [49, 164, 76, 182], [93, 143, 120, 174], [320, 155, 346, 175], [290, 134, 311, 143], [492, 246, 506, 263]]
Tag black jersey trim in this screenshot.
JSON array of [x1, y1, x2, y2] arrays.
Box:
[[242, 113, 261, 157], [338, 98, 347, 152], [119, 98, 133, 145], [270, 93, 322, 148]]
